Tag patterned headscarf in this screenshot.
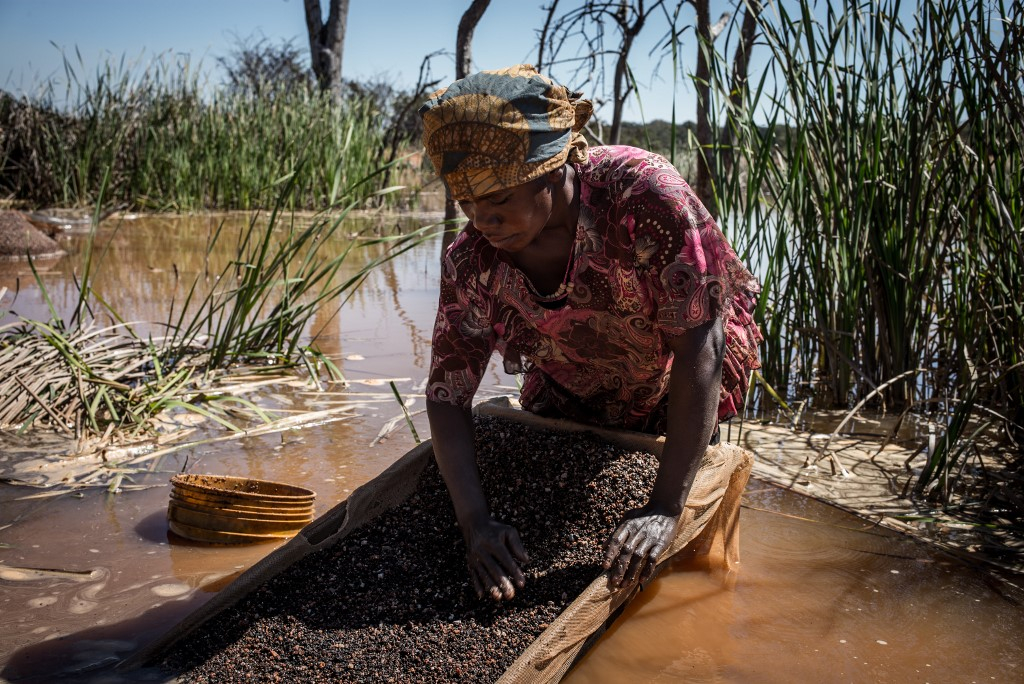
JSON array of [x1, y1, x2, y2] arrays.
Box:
[[419, 64, 594, 201]]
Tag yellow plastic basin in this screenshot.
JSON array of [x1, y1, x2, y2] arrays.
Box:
[[168, 474, 316, 544]]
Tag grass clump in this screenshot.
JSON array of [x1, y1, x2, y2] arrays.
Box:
[[0, 178, 435, 442], [0, 51, 400, 211], [700, 0, 1022, 517]]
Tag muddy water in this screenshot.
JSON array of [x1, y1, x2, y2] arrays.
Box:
[[567, 483, 1023, 683], [1, 215, 1021, 682], [0, 214, 452, 681]]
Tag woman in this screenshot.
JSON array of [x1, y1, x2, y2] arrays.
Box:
[[420, 65, 762, 602]]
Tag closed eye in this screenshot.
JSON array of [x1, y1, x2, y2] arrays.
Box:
[[477, 191, 512, 206]]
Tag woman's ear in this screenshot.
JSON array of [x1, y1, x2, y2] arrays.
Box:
[[545, 168, 564, 189]]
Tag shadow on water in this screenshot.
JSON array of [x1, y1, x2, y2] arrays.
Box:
[[1, 509, 250, 682], [2, 598, 204, 683]]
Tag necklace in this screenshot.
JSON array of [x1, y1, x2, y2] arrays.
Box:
[[533, 236, 575, 301]]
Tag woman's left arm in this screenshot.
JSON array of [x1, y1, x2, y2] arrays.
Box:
[[602, 315, 725, 588]]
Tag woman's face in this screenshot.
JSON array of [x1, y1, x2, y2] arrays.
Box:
[[457, 175, 554, 252]]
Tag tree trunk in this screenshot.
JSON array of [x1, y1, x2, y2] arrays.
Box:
[[442, 0, 492, 260], [303, 0, 350, 105], [456, 0, 491, 79], [720, 0, 762, 178], [609, 30, 638, 145], [692, 0, 717, 218], [608, 1, 650, 145]]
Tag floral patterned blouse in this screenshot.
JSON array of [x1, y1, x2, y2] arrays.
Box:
[[426, 145, 763, 433]]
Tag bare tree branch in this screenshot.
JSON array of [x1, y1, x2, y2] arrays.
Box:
[[537, 0, 562, 71], [540, 1, 672, 144], [457, 0, 492, 79], [377, 51, 444, 204]]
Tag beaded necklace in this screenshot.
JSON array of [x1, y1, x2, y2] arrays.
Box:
[[529, 234, 576, 303]]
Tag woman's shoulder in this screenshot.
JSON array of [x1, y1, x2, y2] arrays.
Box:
[[441, 225, 497, 288], [580, 145, 679, 184], [578, 145, 700, 219], [577, 146, 717, 250], [578, 145, 691, 213]]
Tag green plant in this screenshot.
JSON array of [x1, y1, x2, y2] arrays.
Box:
[[696, 0, 1021, 506], [0, 51, 404, 211], [0, 179, 437, 440]]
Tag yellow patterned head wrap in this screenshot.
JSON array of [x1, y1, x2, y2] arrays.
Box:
[[419, 64, 593, 201]]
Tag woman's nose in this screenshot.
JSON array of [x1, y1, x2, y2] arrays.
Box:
[[475, 208, 500, 227]]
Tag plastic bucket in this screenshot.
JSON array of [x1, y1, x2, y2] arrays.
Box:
[[167, 502, 313, 534], [170, 474, 315, 504], [168, 494, 314, 523], [167, 519, 300, 544], [168, 474, 316, 544]]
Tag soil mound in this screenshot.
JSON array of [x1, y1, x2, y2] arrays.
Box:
[[0, 211, 64, 260]]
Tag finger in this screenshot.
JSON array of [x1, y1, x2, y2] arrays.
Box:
[[626, 538, 656, 584], [472, 554, 503, 601], [469, 563, 486, 600], [625, 548, 647, 585], [602, 526, 631, 568], [640, 544, 665, 584], [500, 528, 528, 589], [608, 550, 630, 588], [479, 553, 515, 601], [484, 575, 503, 602], [499, 575, 516, 600], [490, 537, 525, 592]]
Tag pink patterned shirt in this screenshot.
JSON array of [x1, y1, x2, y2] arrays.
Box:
[[427, 146, 762, 432]]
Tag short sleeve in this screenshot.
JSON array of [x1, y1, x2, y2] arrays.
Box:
[[425, 239, 498, 408], [631, 157, 753, 338]]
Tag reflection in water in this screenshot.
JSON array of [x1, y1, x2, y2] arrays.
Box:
[[1, 215, 1021, 682]]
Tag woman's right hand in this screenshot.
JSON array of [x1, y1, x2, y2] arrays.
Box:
[[426, 400, 527, 600], [463, 518, 529, 601]]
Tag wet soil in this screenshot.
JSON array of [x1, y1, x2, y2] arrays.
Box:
[[0, 210, 63, 260], [160, 416, 660, 682]]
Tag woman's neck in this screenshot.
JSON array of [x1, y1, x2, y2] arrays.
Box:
[[509, 166, 580, 296], [545, 165, 580, 233]]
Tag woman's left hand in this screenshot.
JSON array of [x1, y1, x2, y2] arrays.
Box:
[[600, 316, 725, 590], [602, 505, 678, 589]]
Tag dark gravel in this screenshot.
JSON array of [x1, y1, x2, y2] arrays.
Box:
[[159, 415, 659, 683]]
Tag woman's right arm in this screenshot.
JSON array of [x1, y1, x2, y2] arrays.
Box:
[[427, 398, 529, 601]]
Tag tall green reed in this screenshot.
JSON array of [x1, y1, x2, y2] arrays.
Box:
[[1, 51, 395, 210], [698, 0, 1021, 501], [0, 178, 436, 439], [163, 177, 435, 372]]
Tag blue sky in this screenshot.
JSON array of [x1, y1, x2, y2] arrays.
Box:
[[0, 0, 709, 123]]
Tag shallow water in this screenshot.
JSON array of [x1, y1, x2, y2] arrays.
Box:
[[0, 215, 1020, 682], [567, 484, 1023, 683]]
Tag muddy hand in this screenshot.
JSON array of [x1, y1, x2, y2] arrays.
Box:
[[464, 519, 529, 601], [602, 507, 676, 589]]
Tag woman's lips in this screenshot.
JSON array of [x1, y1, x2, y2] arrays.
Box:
[[487, 234, 515, 248]]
